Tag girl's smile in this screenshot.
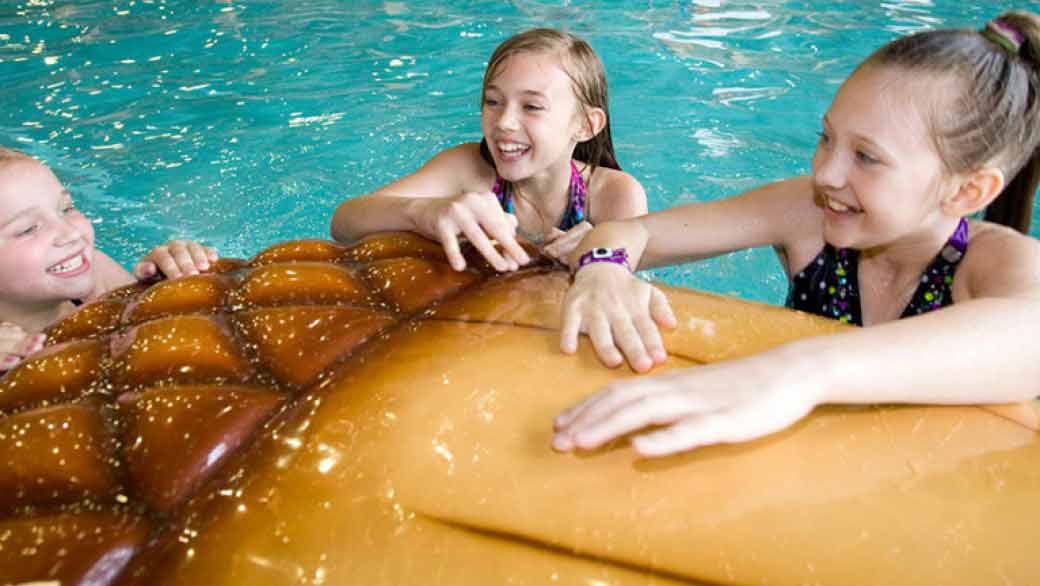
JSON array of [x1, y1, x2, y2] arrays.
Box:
[[812, 65, 953, 252], [46, 250, 91, 277], [481, 51, 584, 184], [0, 158, 98, 305], [494, 140, 532, 162]]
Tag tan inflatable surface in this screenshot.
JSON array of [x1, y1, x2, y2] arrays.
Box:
[[0, 233, 1037, 586]]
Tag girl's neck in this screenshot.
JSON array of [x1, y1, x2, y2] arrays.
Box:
[[858, 215, 963, 279], [0, 300, 71, 334], [511, 157, 573, 205], [508, 157, 576, 240]]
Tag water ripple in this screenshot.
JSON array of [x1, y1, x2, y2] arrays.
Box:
[[0, 0, 1032, 300]]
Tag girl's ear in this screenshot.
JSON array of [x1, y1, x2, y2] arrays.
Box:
[[575, 107, 606, 142], [942, 166, 1005, 216]]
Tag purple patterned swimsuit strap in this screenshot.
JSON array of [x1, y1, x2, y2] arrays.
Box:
[[492, 175, 512, 213], [901, 216, 969, 317], [946, 216, 969, 256], [491, 161, 587, 230], [565, 160, 587, 227]]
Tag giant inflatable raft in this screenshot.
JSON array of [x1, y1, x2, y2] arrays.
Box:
[[1, 233, 1037, 586]]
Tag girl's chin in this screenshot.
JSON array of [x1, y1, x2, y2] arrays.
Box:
[[493, 165, 531, 183], [822, 225, 860, 250], [60, 276, 98, 302]]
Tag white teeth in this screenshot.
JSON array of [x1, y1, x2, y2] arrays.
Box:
[[47, 254, 84, 274], [497, 142, 529, 154], [826, 198, 858, 213]]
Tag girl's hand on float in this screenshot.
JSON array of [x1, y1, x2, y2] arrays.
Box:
[[552, 348, 822, 457], [560, 263, 676, 373], [408, 191, 530, 272], [541, 222, 594, 262], [134, 240, 218, 280], [0, 322, 46, 371]]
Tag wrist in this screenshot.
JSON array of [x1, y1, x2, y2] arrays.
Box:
[[773, 338, 832, 406], [574, 247, 630, 274], [401, 198, 427, 233]]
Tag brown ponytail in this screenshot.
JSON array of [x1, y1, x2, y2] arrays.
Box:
[[982, 12, 1040, 233]]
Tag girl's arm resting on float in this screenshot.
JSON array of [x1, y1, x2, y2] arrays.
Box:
[[811, 233, 1040, 405], [553, 300, 1040, 457], [330, 144, 480, 243], [801, 297, 1040, 405], [554, 242, 1040, 457], [560, 177, 818, 371], [330, 194, 425, 243], [330, 145, 528, 272]]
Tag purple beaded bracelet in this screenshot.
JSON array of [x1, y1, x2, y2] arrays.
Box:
[[575, 247, 630, 272]]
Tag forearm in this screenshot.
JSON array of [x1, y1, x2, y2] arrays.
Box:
[[330, 195, 423, 243], [569, 179, 814, 272], [790, 298, 1040, 405], [566, 219, 651, 270]]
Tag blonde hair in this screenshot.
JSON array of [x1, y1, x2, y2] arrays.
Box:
[[478, 28, 621, 173]]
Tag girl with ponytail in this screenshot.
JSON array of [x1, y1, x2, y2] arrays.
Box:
[[554, 12, 1040, 457]]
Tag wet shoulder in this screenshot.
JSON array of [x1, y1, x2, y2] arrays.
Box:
[[583, 165, 647, 222], [770, 176, 826, 276], [425, 142, 498, 191], [955, 220, 1040, 300]]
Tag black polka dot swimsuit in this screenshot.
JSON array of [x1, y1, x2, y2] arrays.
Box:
[[786, 218, 969, 326]]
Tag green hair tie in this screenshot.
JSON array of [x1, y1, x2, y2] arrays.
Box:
[[981, 18, 1024, 55]]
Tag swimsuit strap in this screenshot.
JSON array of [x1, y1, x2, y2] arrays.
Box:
[[563, 160, 587, 228], [899, 216, 969, 318], [491, 161, 587, 231], [787, 217, 970, 325], [491, 175, 513, 214]]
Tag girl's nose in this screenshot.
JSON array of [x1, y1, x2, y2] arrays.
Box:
[[495, 106, 520, 131], [53, 217, 86, 247], [812, 147, 847, 190]]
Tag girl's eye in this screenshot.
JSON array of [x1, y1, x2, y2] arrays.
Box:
[[524, 104, 544, 111], [817, 131, 830, 145], [483, 98, 499, 107], [856, 150, 878, 164], [16, 224, 38, 237]]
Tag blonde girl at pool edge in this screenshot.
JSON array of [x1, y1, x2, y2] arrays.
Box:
[[0, 147, 220, 370]]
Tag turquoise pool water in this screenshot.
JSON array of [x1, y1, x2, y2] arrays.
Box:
[[1, 0, 1037, 304]]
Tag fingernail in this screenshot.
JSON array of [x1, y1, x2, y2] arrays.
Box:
[[551, 433, 572, 451]]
